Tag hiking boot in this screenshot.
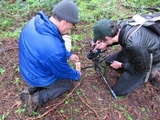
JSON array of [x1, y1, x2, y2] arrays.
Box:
[[19, 90, 30, 105], [24, 86, 37, 95], [150, 63, 160, 88], [30, 93, 39, 111], [19, 91, 38, 113]]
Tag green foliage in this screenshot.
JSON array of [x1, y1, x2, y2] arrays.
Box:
[[138, 106, 149, 119], [0, 68, 6, 75], [13, 64, 20, 73], [71, 33, 86, 51], [114, 104, 133, 120], [77, 0, 117, 22], [60, 109, 65, 113], [125, 0, 160, 7], [123, 0, 160, 13], [2, 19, 12, 30], [0, 0, 60, 39], [65, 97, 75, 105], [0, 110, 9, 120], [15, 107, 26, 114], [12, 77, 20, 86], [29, 111, 39, 117], [0, 0, 159, 40], [0, 114, 7, 120]]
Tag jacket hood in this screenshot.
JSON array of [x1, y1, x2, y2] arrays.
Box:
[[34, 11, 61, 38]]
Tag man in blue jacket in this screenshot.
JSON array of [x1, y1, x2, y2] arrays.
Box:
[[18, 0, 81, 113]]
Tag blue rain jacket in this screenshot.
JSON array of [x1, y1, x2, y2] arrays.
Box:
[[18, 11, 80, 87]]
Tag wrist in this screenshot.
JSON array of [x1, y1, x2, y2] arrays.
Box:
[[121, 63, 124, 68], [120, 62, 122, 68]]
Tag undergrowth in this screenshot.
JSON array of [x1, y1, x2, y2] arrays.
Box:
[[0, 0, 159, 40]]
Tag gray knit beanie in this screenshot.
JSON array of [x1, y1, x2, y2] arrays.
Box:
[[52, 0, 79, 24]]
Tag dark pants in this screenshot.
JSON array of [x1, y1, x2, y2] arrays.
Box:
[[105, 50, 147, 96], [31, 79, 73, 106]]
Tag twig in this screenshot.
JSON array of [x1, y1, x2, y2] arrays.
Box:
[[27, 82, 81, 120], [2, 103, 18, 119], [103, 112, 109, 120], [79, 96, 101, 120], [57, 110, 66, 120]]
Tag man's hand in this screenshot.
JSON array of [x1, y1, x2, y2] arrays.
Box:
[[110, 60, 122, 69], [69, 54, 81, 76], [69, 54, 79, 62], [92, 40, 107, 51]]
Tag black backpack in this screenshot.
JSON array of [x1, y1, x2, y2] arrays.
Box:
[[126, 12, 160, 38]]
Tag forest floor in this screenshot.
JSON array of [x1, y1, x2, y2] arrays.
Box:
[[0, 33, 159, 120], [0, 1, 160, 119]]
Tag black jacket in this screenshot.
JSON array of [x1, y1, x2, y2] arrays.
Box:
[[118, 23, 160, 73]]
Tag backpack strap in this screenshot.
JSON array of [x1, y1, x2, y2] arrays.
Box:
[[125, 25, 142, 40], [145, 53, 153, 82], [125, 14, 148, 39]]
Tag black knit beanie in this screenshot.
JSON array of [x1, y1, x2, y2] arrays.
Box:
[[52, 0, 79, 24]]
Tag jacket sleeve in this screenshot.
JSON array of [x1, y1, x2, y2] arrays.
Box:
[[122, 45, 150, 73], [66, 50, 72, 59], [45, 51, 80, 81]]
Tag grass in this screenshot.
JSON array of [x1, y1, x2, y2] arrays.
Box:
[[113, 104, 133, 120], [0, 0, 159, 40]]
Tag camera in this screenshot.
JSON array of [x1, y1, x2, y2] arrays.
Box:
[[86, 38, 101, 60], [87, 49, 101, 60]]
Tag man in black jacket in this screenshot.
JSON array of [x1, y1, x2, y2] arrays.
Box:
[[92, 18, 160, 96]]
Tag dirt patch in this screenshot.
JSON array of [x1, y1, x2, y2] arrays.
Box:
[[0, 35, 159, 120]]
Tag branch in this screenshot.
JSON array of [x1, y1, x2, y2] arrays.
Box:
[[79, 96, 101, 120]]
